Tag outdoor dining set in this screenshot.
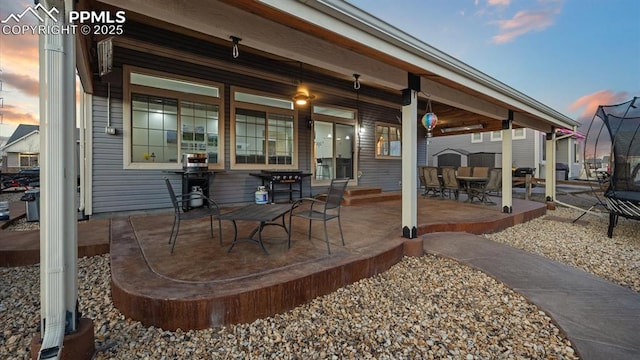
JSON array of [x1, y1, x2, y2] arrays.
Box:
[[163, 177, 350, 256], [419, 166, 502, 205]]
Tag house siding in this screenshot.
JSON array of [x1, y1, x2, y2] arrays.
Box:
[[427, 129, 538, 171], [89, 22, 408, 214]]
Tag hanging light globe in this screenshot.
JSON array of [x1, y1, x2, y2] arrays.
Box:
[[422, 112, 438, 132]]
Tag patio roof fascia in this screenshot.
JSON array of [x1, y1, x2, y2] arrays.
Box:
[[255, 0, 579, 130]]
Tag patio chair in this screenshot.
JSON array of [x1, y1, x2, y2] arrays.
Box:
[[422, 166, 443, 198], [457, 166, 472, 177], [164, 178, 222, 253], [472, 166, 489, 178], [483, 168, 502, 203], [288, 178, 349, 254], [441, 167, 460, 200]]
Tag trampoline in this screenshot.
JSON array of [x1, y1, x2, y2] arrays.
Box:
[[584, 97, 640, 237]]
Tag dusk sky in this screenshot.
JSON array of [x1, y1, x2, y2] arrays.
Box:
[[1, 0, 639, 140]]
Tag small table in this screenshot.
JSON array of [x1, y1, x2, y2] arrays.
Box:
[[456, 176, 490, 204], [219, 203, 292, 254]]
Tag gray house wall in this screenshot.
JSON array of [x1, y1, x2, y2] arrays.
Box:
[[427, 129, 538, 171], [89, 21, 409, 214]]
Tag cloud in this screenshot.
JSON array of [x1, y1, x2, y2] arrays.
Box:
[[488, 0, 511, 6], [1, 104, 39, 125], [569, 90, 630, 123], [491, 7, 559, 43], [3, 71, 39, 97]]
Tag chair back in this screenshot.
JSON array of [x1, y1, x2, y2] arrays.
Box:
[[418, 166, 427, 188], [457, 167, 472, 177], [424, 166, 440, 187], [164, 178, 181, 213], [472, 167, 489, 178], [485, 168, 502, 192], [325, 178, 349, 210], [442, 167, 459, 189]]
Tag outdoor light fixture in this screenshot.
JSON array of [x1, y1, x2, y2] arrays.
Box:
[[293, 92, 314, 106], [440, 123, 484, 133], [420, 94, 438, 137], [292, 62, 315, 106]]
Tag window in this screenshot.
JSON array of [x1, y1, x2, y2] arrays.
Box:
[[124, 67, 223, 169], [232, 90, 296, 168], [19, 153, 38, 168], [490, 131, 502, 141], [375, 123, 401, 158], [471, 133, 483, 143], [513, 128, 526, 140], [573, 142, 580, 163]]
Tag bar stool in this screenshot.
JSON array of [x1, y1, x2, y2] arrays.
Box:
[[316, 159, 330, 179]]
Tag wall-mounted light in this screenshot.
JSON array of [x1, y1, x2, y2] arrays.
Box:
[[440, 123, 484, 133]]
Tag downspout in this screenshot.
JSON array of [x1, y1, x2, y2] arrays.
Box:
[[78, 92, 85, 215], [38, 0, 78, 358]]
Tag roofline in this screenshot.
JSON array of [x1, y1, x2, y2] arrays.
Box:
[[1, 130, 40, 150], [259, 0, 579, 128]]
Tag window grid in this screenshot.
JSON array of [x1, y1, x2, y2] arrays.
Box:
[[131, 94, 178, 163]]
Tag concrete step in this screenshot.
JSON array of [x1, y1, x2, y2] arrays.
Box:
[[342, 191, 401, 206], [344, 186, 382, 197]]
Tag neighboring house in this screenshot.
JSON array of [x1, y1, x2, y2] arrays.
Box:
[[428, 128, 582, 178], [73, 0, 579, 216], [0, 124, 40, 173]]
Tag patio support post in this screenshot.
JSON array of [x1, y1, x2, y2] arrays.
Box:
[[545, 130, 556, 202], [400, 73, 419, 238], [501, 118, 513, 213]]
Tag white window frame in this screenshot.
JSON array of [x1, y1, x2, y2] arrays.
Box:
[[513, 128, 526, 140], [123, 66, 224, 170], [471, 132, 483, 143], [375, 122, 402, 159], [230, 86, 298, 170], [490, 130, 502, 142]]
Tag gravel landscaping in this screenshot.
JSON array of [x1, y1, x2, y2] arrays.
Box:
[[1, 191, 638, 359]]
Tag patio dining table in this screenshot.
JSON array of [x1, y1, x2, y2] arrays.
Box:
[[456, 176, 492, 204], [219, 203, 292, 254]]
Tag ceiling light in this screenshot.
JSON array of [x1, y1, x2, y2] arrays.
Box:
[[293, 92, 314, 106], [440, 123, 484, 133]]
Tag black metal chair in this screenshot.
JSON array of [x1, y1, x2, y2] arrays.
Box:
[[164, 178, 222, 253], [288, 178, 349, 254]]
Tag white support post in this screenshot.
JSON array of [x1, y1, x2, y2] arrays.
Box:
[[501, 120, 513, 213], [401, 88, 418, 238], [545, 131, 556, 202], [38, 0, 78, 358]]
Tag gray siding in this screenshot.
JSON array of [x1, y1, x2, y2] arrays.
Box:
[[89, 22, 411, 213], [428, 129, 537, 170]]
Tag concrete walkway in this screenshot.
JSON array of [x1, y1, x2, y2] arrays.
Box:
[[423, 232, 640, 360]]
